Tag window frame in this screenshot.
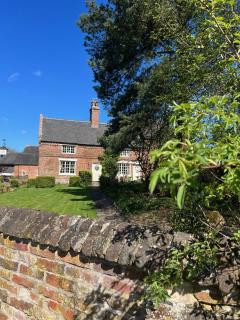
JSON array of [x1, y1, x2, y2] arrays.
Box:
[[62, 145, 76, 154], [120, 150, 130, 157], [118, 162, 130, 176], [59, 159, 77, 176]]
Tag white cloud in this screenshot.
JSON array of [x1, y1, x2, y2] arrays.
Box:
[[8, 72, 20, 82], [33, 70, 43, 77], [21, 129, 27, 135]]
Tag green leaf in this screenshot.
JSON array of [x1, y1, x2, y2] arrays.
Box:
[[179, 160, 188, 179], [176, 184, 186, 209], [149, 170, 160, 193]]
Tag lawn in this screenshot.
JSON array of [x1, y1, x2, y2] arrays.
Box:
[[0, 185, 96, 218]]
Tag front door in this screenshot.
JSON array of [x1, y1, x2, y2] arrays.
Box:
[[91, 164, 102, 182]]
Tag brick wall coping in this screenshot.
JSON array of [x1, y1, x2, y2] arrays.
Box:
[[0, 207, 192, 270]]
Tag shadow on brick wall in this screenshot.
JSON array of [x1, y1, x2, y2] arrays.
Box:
[[76, 284, 147, 320]]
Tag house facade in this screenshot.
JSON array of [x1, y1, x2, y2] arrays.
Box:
[[38, 100, 142, 183], [0, 100, 141, 182]]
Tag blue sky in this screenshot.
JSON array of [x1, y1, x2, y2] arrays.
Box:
[[0, 0, 108, 151]]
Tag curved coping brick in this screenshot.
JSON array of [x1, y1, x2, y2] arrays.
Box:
[[0, 207, 191, 270]]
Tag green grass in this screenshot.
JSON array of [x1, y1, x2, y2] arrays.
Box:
[[0, 185, 96, 218]]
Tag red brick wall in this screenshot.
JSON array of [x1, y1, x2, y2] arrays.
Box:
[[90, 100, 100, 128], [13, 165, 38, 179], [38, 143, 142, 183], [39, 143, 104, 183], [0, 234, 138, 320]]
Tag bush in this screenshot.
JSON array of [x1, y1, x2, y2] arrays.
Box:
[[27, 179, 36, 188], [99, 151, 118, 181], [0, 183, 4, 192], [10, 179, 19, 188], [101, 180, 175, 214], [35, 176, 55, 188], [79, 171, 92, 186], [100, 176, 111, 188], [69, 176, 80, 187], [0, 176, 3, 183]]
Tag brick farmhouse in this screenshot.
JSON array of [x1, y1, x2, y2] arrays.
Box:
[[0, 100, 142, 182]]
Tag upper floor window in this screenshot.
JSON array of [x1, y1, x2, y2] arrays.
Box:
[[120, 150, 130, 157], [62, 145, 75, 154]]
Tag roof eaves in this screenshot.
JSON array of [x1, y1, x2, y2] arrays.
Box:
[[40, 140, 102, 147]]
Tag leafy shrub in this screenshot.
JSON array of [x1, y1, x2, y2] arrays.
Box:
[[0, 183, 4, 192], [117, 194, 174, 214], [69, 176, 80, 187], [79, 171, 92, 186], [169, 209, 206, 235], [102, 181, 175, 214], [10, 179, 19, 188], [0, 176, 3, 183], [150, 95, 240, 211], [27, 179, 36, 188], [99, 151, 118, 181], [145, 232, 220, 307], [35, 176, 55, 188], [99, 175, 118, 188]]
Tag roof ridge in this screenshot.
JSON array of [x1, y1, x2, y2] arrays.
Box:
[[43, 116, 107, 126], [43, 117, 90, 124]]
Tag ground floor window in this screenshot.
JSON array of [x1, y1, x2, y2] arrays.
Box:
[[60, 160, 76, 175], [118, 162, 130, 175]]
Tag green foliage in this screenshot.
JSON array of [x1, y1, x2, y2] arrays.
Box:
[[10, 179, 19, 188], [79, 171, 92, 186], [79, 0, 239, 180], [145, 247, 184, 305], [170, 209, 205, 234], [35, 176, 55, 188], [69, 177, 80, 187], [0, 183, 4, 192], [0, 176, 3, 183], [27, 179, 36, 188], [99, 175, 116, 188], [150, 95, 240, 209], [99, 151, 118, 181], [232, 230, 240, 243], [102, 181, 175, 214], [145, 232, 220, 306]]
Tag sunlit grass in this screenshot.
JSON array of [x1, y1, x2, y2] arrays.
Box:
[[0, 185, 96, 218]]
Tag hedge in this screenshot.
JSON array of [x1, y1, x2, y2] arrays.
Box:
[[35, 176, 55, 188], [79, 171, 92, 186], [27, 179, 36, 188], [10, 179, 19, 188], [69, 177, 80, 187]]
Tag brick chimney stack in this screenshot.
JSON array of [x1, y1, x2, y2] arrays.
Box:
[[39, 113, 43, 142], [90, 99, 100, 128]]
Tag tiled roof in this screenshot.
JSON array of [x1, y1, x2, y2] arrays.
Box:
[[23, 146, 39, 154], [41, 118, 107, 146], [0, 146, 39, 166]]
